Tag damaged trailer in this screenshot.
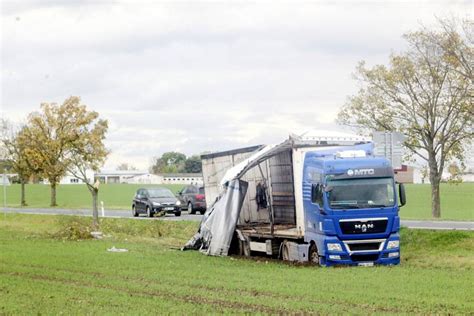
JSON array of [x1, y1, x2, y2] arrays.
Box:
[[184, 132, 406, 267]]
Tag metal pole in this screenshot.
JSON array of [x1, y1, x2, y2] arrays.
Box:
[[3, 173, 6, 220]]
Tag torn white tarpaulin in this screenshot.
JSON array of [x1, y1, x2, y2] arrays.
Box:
[[182, 179, 248, 256]]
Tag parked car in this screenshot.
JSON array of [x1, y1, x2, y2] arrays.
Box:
[[132, 187, 181, 217], [177, 185, 206, 214]]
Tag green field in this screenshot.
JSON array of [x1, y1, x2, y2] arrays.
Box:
[[0, 183, 473, 220], [0, 183, 185, 210], [0, 214, 473, 314]]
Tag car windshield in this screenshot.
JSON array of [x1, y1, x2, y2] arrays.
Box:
[[147, 189, 175, 198], [326, 177, 395, 209]]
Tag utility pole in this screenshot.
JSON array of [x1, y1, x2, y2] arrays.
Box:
[[2, 173, 9, 219]]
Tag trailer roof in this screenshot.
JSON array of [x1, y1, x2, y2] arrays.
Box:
[[200, 145, 263, 160]]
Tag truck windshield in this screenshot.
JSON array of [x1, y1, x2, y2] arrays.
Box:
[[326, 177, 395, 209]]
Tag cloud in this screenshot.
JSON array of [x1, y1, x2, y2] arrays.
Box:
[[1, 1, 470, 169]]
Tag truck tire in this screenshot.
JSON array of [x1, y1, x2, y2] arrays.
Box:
[[309, 243, 320, 265], [282, 241, 290, 261]]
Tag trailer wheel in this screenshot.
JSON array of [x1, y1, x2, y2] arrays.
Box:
[[309, 243, 319, 265], [282, 241, 290, 261]]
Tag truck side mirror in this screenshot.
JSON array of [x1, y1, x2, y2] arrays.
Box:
[[399, 183, 406, 207]]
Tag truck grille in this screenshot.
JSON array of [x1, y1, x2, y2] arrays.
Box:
[[346, 242, 382, 252], [339, 218, 388, 234]]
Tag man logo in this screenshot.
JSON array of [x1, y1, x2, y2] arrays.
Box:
[[354, 223, 374, 232], [347, 169, 375, 176]]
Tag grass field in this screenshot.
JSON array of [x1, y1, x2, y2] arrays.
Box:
[[401, 183, 474, 220], [0, 182, 473, 220], [0, 214, 473, 314], [0, 183, 185, 210]]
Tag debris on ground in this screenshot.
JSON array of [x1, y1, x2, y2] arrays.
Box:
[[107, 246, 128, 253]]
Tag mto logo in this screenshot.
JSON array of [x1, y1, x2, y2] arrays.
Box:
[[347, 169, 375, 176]]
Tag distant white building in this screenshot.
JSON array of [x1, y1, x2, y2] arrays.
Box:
[[126, 173, 203, 185], [94, 171, 203, 185], [156, 173, 203, 185], [43, 170, 95, 185], [94, 170, 149, 184]]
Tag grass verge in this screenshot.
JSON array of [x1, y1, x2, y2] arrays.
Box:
[[0, 214, 473, 314]]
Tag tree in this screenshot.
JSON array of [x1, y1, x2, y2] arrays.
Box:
[[184, 155, 202, 173], [447, 162, 463, 184], [0, 120, 36, 206], [151, 152, 186, 174], [61, 97, 109, 228], [22, 101, 74, 206], [337, 19, 473, 218], [116, 163, 137, 171]]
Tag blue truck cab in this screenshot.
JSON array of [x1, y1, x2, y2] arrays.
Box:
[[302, 143, 405, 266]]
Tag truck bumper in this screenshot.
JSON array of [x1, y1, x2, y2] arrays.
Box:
[[320, 233, 400, 267]]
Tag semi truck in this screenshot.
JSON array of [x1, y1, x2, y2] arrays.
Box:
[[198, 132, 406, 266]]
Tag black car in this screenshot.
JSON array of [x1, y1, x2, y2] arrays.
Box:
[[177, 185, 206, 214], [132, 187, 181, 217]]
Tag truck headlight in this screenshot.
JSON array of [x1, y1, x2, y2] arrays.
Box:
[[327, 243, 342, 251], [152, 202, 161, 206], [387, 240, 399, 249], [176, 200, 181, 206]]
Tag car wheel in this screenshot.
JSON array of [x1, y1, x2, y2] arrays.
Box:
[[146, 206, 153, 218], [132, 205, 138, 217], [187, 202, 195, 214], [199, 209, 206, 215], [174, 211, 181, 217], [309, 243, 320, 265]]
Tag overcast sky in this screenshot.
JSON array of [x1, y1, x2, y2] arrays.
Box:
[[1, 0, 470, 170]]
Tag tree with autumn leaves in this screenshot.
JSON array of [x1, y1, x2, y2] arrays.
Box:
[[338, 19, 473, 218], [21, 96, 108, 227]]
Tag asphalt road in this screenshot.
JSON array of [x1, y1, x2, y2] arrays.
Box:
[[1, 207, 203, 222], [2, 207, 473, 230]]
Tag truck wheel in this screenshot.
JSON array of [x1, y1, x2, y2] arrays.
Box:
[[188, 202, 196, 214], [146, 206, 153, 218], [132, 205, 138, 217], [309, 243, 319, 265], [282, 242, 290, 261]]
